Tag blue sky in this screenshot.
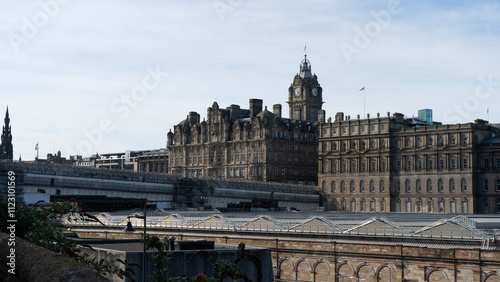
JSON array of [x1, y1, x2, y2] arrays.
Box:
[[1, 0, 500, 160]]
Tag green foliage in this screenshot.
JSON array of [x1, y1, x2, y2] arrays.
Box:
[[0, 197, 137, 280]]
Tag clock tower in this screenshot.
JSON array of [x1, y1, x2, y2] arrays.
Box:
[[288, 54, 323, 121]]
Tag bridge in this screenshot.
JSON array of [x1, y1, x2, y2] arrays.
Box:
[[0, 161, 320, 211]]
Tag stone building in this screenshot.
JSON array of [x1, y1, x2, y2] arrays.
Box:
[[318, 111, 500, 214], [167, 55, 324, 185], [137, 149, 169, 173], [0, 107, 13, 160]]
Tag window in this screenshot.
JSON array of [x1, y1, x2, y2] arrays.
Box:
[[450, 159, 456, 169], [405, 179, 410, 192], [428, 159, 434, 170], [462, 201, 467, 213], [381, 161, 386, 171], [496, 203, 500, 213], [370, 180, 375, 192], [416, 200, 421, 212], [462, 136, 467, 145], [362, 141, 366, 150], [427, 179, 432, 192], [360, 200, 365, 212], [427, 137, 433, 146], [450, 201, 456, 213], [416, 179, 421, 193], [484, 202, 489, 213], [417, 138, 422, 147], [497, 179, 500, 191], [417, 160, 422, 170], [360, 180, 365, 193], [380, 180, 385, 192], [370, 140, 376, 149], [380, 200, 385, 212], [427, 200, 433, 212], [439, 137, 444, 146], [438, 179, 443, 192], [395, 181, 400, 193], [439, 159, 445, 169], [351, 160, 356, 172], [496, 158, 500, 169], [438, 201, 444, 213], [406, 201, 411, 212], [382, 140, 386, 148], [406, 138, 412, 148], [341, 200, 345, 211], [484, 158, 490, 169], [370, 200, 375, 212], [322, 181, 326, 192], [463, 158, 468, 168], [396, 201, 401, 212], [371, 160, 376, 171], [449, 179, 455, 192], [461, 178, 467, 191], [483, 179, 489, 191], [451, 136, 456, 144], [350, 180, 355, 192], [341, 181, 345, 192], [361, 162, 366, 172], [350, 200, 355, 211], [331, 181, 336, 193]]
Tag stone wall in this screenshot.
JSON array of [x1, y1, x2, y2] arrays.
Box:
[[0, 233, 109, 282], [74, 228, 500, 282]]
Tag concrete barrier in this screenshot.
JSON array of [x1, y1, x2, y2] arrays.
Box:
[[0, 233, 110, 282]]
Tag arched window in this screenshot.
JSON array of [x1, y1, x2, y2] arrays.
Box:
[[350, 199, 356, 211], [461, 178, 467, 191], [360, 180, 365, 192], [427, 179, 432, 192], [462, 136, 467, 145], [438, 178, 443, 192], [370, 180, 375, 192], [451, 136, 456, 144], [322, 181, 326, 192], [416, 179, 421, 192], [350, 180, 355, 192], [380, 180, 385, 192], [371, 140, 376, 149], [331, 181, 336, 193], [405, 179, 411, 192], [341, 181, 345, 192], [449, 179, 455, 192], [395, 181, 400, 193], [483, 179, 488, 191], [333, 142, 337, 150], [406, 138, 412, 148]]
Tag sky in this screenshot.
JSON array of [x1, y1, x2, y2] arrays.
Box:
[[1, 0, 500, 160]]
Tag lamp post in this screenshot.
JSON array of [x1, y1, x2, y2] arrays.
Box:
[[122, 202, 148, 282]]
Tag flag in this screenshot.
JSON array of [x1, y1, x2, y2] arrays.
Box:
[[35, 143, 38, 151], [359, 87, 365, 91]]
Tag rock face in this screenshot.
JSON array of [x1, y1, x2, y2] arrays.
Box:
[[0, 233, 110, 282]]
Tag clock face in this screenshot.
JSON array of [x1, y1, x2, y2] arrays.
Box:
[[294, 87, 301, 96], [312, 88, 318, 97]]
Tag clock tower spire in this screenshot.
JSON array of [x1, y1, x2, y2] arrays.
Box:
[[288, 54, 323, 121]]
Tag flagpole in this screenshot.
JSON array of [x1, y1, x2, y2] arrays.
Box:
[[364, 87, 366, 118]]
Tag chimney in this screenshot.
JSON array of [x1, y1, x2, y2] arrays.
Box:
[[273, 104, 282, 118], [335, 112, 344, 122], [318, 110, 326, 123], [188, 111, 200, 125], [249, 99, 263, 118], [229, 104, 241, 120]]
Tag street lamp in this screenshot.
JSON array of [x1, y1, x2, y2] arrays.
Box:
[[122, 202, 148, 282]]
